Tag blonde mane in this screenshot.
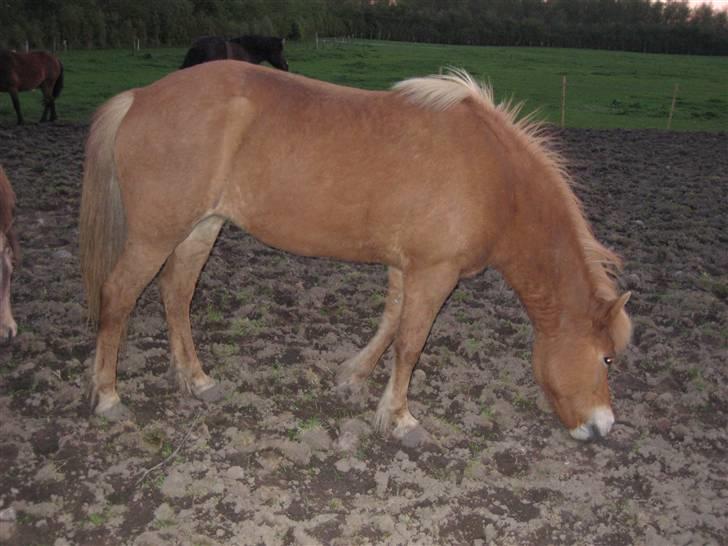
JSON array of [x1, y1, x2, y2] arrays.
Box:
[[393, 69, 622, 304]]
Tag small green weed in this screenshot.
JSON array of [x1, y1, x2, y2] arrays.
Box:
[[229, 317, 264, 337], [513, 394, 536, 412]]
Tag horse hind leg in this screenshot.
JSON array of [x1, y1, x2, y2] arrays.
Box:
[[9, 89, 23, 125], [39, 84, 53, 122], [375, 264, 459, 445], [336, 267, 403, 403], [159, 216, 224, 402], [92, 242, 174, 419]]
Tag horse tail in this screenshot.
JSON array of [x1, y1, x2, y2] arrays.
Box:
[[180, 48, 202, 69], [53, 60, 64, 98], [79, 90, 134, 325]]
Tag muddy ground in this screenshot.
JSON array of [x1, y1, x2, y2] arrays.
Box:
[[0, 123, 726, 546]]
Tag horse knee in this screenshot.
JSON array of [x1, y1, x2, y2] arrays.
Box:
[[98, 280, 136, 326]]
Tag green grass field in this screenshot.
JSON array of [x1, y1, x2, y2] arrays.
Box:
[[2, 40, 726, 130]]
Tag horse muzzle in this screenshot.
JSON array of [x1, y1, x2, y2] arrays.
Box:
[[569, 406, 615, 441]]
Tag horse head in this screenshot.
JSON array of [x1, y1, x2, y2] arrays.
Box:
[[267, 38, 289, 71], [532, 292, 631, 440]]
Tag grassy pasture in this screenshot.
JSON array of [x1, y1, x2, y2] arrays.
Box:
[[1, 40, 726, 130]]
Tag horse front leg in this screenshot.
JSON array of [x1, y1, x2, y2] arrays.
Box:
[[91, 243, 171, 420], [336, 267, 403, 402], [375, 264, 459, 445], [159, 216, 224, 401], [9, 89, 23, 125], [39, 85, 53, 122]]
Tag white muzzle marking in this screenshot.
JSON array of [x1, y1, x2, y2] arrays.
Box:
[[569, 406, 615, 440]]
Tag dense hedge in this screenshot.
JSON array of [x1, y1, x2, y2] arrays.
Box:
[[1, 0, 726, 55]]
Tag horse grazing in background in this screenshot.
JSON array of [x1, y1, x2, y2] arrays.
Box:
[[80, 64, 631, 443], [0, 166, 18, 342], [0, 49, 64, 125], [180, 35, 288, 71]]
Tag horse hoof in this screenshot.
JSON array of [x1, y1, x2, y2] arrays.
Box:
[[193, 381, 225, 403], [0, 329, 16, 346], [96, 401, 133, 422], [397, 424, 436, 449], [335, 380, 370, 409]]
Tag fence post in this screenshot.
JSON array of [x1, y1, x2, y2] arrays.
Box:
[[667, 83, 679, 130], [315, 33, 319, 49], [560, 75, 567, 128], [24, 40, 29, 52]]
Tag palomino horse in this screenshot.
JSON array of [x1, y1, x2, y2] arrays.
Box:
[[0, 165, 18, 342], [180, 35, 288, 71], [0, 49, 64, 125], [80, 63, 632, 442]]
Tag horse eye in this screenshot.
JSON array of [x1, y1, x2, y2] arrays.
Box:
[[603, 356, 614, 367]]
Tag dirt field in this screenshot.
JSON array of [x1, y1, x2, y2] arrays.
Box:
[[0, 123, 726, 546]]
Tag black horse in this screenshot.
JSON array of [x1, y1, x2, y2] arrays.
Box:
[[180, 35, 289, 71]]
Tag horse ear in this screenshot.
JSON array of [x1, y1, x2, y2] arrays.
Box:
[[601, 291, 632, 351], [605, 291, 631, 324]]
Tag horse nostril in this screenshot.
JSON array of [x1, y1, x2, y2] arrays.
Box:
[[589, 423, 602, 440]]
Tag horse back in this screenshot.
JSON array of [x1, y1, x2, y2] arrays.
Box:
[[182, 37, 228, 68]]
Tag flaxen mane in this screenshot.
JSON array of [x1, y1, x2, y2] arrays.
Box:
[[393, 69, 623, 306]]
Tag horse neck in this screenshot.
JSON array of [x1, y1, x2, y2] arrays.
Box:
[[492, 174, 594, 336]]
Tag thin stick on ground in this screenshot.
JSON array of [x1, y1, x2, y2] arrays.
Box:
[[135, 409, 203, 486]]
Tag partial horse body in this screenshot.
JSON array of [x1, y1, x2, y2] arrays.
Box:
[[0, 165, 18, 342], [180, 35, 288, 71], [0, 49, 64, 125], [80, 64, 631, 442]]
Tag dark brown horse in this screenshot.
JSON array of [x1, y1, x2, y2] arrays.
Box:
[[0, 49, 64, 125], [180, 35, 288, 71], [0, 165, 18, 342], [80, 64, 631, 443]]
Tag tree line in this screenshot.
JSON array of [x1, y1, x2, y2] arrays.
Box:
[[1, 0, 726, 55]]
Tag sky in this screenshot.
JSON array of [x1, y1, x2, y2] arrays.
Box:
[[688, 0, 728, 10]]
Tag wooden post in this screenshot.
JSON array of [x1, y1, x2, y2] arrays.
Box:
[[24, 40, 29, 52], [315, 33, 319, 49], [667, 83, 679, 130], [560, 75, 567, 128]]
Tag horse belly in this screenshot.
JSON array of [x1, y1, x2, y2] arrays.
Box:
[[222, 169, 390, 264], [221, 154, 494, 270]]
